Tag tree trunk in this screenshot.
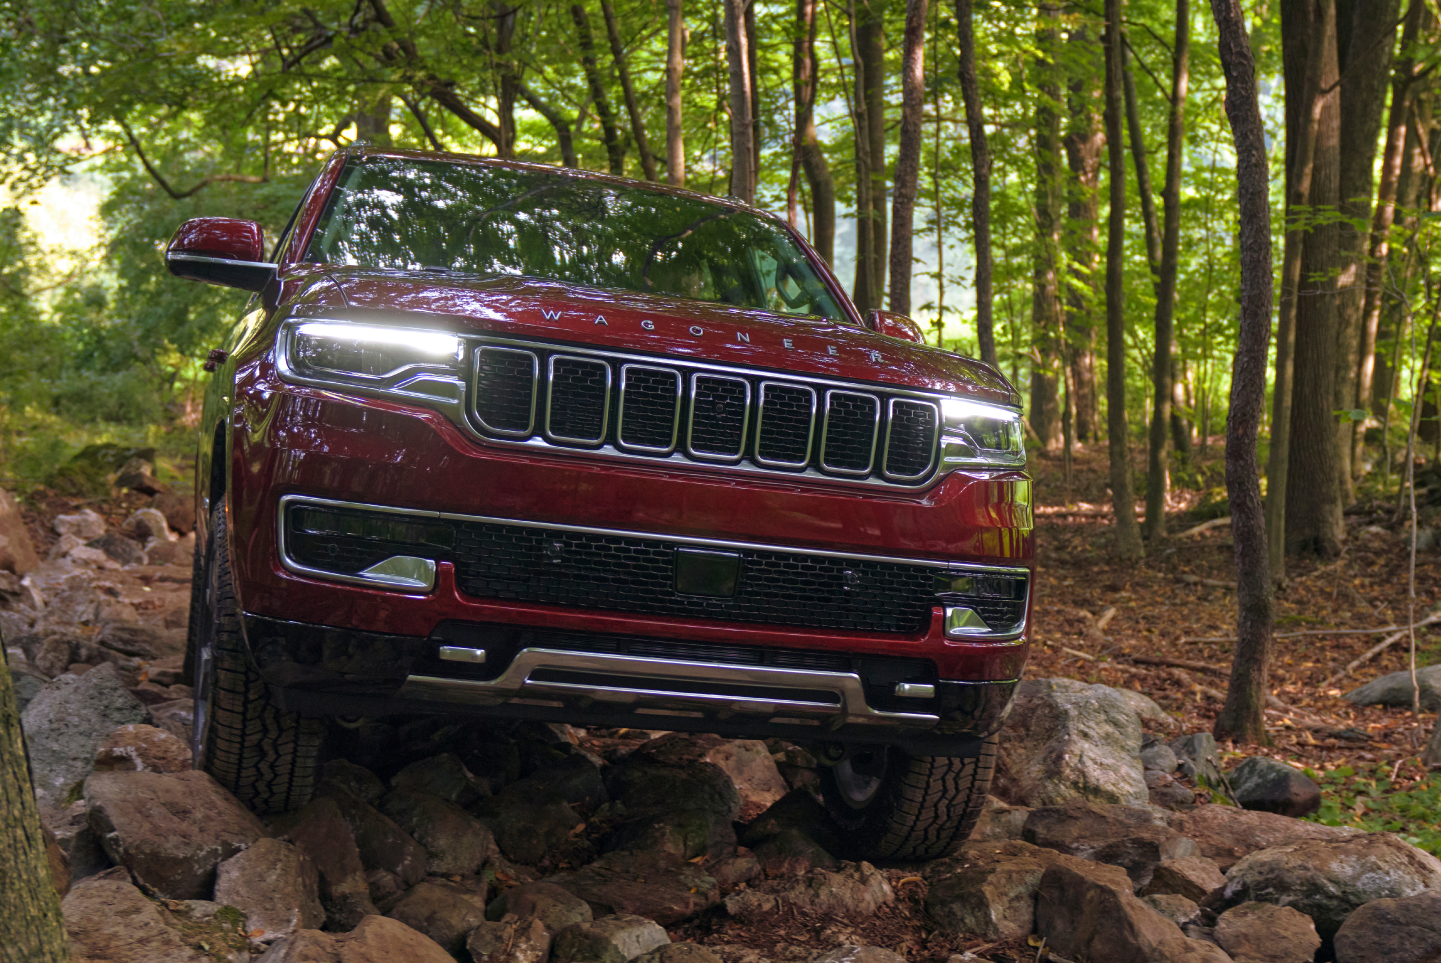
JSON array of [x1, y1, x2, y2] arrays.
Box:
[[602, 0, 659, 181], [794, 0, 835, 263], [888, 0, 929, 317], [572, 3, 627, 176], [1144, 0, 1190, 541], [1208, 0, 1276, 748], [955, 0, 997, 367], [1103, 0, 1144, 561], [1063, 26, 1104, 444], [1284, 0, 1346, 558], [1031, 2, 1065, 453], [1333, 0, 1402, 496], [518, 82, 579, 168], [0, 645, 69, 961], [725, 0, 756, 201], [852, 0, 889, 311], [665, 0, 686, 186]]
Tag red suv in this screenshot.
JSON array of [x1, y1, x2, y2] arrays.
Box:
[[170, 149, 1032, 859]]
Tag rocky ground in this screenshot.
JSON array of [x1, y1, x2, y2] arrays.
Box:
[[6, 457, 1441, 963]]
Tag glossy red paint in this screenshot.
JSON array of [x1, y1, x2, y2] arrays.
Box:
[[167, 217, 266, 262]]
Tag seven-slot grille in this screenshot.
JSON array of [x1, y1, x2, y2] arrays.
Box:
[[470, 340, 942, 484]]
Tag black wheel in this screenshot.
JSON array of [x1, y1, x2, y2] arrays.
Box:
[[818, 733, 999, 860], [191, 503, 324, 814]]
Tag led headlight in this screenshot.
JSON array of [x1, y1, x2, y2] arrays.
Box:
[[279, 319, 466, 403], [939, 398, 1026, 469]]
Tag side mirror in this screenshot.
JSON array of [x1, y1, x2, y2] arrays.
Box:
[[865, 309, 926, 344], [165, 218, 277, 292]]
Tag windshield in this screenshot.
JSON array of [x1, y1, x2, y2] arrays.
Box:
[[305, 157, 847, 322]]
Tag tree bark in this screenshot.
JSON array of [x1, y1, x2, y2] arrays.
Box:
[[1063, 27, 1104, 444], [1103, 0, 1144, 561], [1144, 0, 1190, 541], [665, 0, 686, 185], [725, 0, 756, 201], [1284, 0, 1346, 558], [1209, 0, 1276, 748], [888, 0, 929, 317], [1031, 2, 1065, 453], [794, 0, 835, 263], [572, 3, 627, 176], [0, 644, 69, 961], [955, 0, 997, 367], [602, 0, 659, 181], [852, 0, 889, 311]]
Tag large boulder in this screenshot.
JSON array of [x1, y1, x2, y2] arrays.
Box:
[[550, 849, 721, 926], [63, 870, 252, 963], [1333, 891, 1441, 963], [551, 914, 670, 963], [1214, 901, 1321, 963], [0, 487, 40, 574], [993, 678, 1148, 808], [1344, 664, 1441, 711], [22, 663, 150, 810], [214, 837, 324, 943], [1227, 757, 1322, 818], [384, 879, 487, 956], [1166, 803, 1358, 871], [378, 789, 497, 876], [724, 861, 893, 920], [1219, 832, 1441, 939], [1021, 800, 1197, 890], [253, 915, 454, 963], [271, 797, 380, 930], [84, 769, 270, 900]]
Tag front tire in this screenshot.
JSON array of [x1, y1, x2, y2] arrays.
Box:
[[818, 733, 999, 860], [191, 504, 324, 814]]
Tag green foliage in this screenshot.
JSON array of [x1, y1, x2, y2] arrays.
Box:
[[1307, 764, 1441, 858]]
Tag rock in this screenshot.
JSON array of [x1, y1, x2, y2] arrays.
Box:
[[552, 914, 670, 963], [1220, 832, 1441, 939], [1214, 902, 1321, 963], [379, 789, 497, 877], [1171, 734, 1225, 788], [1143, 894, 1202, 927], [121, 508, 175, 542], [1138, 856, 1228, 903], [993, 678, 1149, 808], [271, 796, 381, 930], [487, 880, 595, 930], [550, 849, 720, 926], [469, 916, 553, 963], [214, 837, 324, 943], [1343, 664, 1441, 711], [1166, 803, 1358, 871], [810, 949, 905, 963], [22, 663, 150, 810], [390, 753, 487, 808], [1035, 858, 1232, 963], [93, 724, 191, 774], [63, 871, 250, 963], [724, 861, 893, 921], [321, 759, 386, 805], [314, 780, 427, 885], [88, 533, 146, 567], [969, 796, 1031, 842], [703, 740, 790, 813], [0, 488, 41, 574], [925, 839, 1077, 940], [479, 781, 582, 865], [1146, 769, 1197, 811], [1022, 800, 1198, 890], [84, 769, 270, 899], [384, 879, 487, 956], [254, 914, 455, 963], [1226, 757, 1321, 819], [1141, 742, 1179, 774], [749, 827, 838, 877], [1333, 890, 1441, 963], [55, 509, 107, 541], [636, 944, 726, 963], [152, 491, 197, 535]]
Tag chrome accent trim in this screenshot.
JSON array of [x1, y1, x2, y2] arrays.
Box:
[[685, 373, 752, 463], [545, 354, 612, 447], [895, 682, 936, 699], [473, 346, 539, 437], [882, 398, 941, 482], [754, 381, 817, 469], [819, 389, 881, 476], [397, 647, 940, 726], [439, 646, 487, 664], [617, 364, 683, 455]]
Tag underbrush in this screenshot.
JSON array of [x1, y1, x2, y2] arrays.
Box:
[[1307, 763, 1441, 857]]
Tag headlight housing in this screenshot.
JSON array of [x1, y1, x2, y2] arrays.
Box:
[[278, 319, 466, 404], [939, 398, 1026, 469]]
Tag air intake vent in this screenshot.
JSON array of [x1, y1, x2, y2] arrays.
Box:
[[884, 399, 940, 480], [618, 365, 681, 453], [473, 347, 537, 436], [755, 382, 816, 468], [546, 356, 610, 446], [688, 375, 750, 461], [821, 391, 880, 475]]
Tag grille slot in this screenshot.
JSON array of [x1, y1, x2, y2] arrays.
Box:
[[473, 347, 538, 437], [884, 399, 940, 480], [821, 390, 880, 475], [755, 382, 816, 469], [688, 375, 751, 461], [618, 365, 682, 453], [546, 355, 611, 446]]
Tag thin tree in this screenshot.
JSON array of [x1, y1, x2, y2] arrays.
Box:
[[0, 645, 69, 961], [601, 0, 659, 181], [1103, 0, 1143, 560], [792, 0, 835, 262], [572, 3, 627, 176], [888, 0, 929, 317], [725, 0, 757, 201], [1210, 0, 1276, 746], [955, 0, 997, 366], [1144, 0, 1190, 541], [665, 0, 686, 186]]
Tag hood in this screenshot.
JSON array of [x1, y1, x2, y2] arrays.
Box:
[[282, 268, 1020, 407]]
